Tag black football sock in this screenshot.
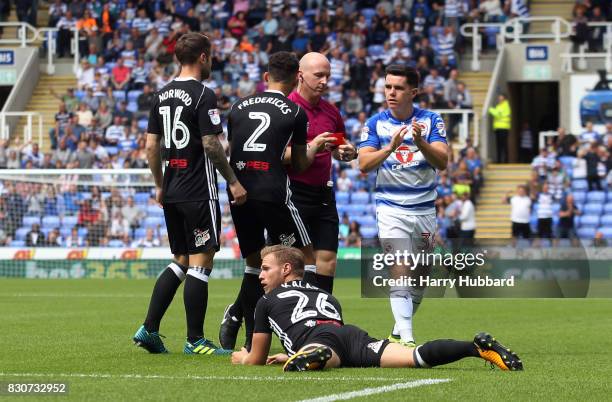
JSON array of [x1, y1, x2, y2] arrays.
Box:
[[413, 339, 480, 368], [315, 273, 334, 293], [241, 267, 264, 347], [143, 262, 187, 333], [227, 291, 244, 321], [184, 266, 211, 343], [303, 265, 318, 287]]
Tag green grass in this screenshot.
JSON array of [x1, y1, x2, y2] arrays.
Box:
[[1, 279, 612, 401]]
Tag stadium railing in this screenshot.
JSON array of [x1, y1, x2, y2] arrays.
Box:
[[0, 111, 43, 145], [560, 23, 612, 73]]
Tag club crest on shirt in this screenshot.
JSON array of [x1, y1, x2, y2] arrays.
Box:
[[235, 160, 246, 170], [436, 121, 446, 138], [304, 320, 316, 327], [279, 233, 296, 247], [193, 228, 210, 248], [208, 108, 221, 125], [360, 126, 369, 142]]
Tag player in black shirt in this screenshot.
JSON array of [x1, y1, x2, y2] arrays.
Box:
[[133, 32, 247, 356], [219, 52, 334, 351], [231, 245, 524, 372]]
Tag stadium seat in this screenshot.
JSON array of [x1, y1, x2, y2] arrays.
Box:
[[144, 217, 164, 228], [361, 8, 376, 25], [127, 90, 143, 101], [138, 119, 148, 130], [345, 169, 360, 180], [559, 156, 575, 170], [571, 180, 588, 191], [336, 192, 349, 204], [353, 215, 376, 227], [351, 192, 370, 204], [108, 239, 125, 247], [75, 90, 86, 99], [78, 227, 88, 237], [10, 240, 26, 247], [579, 215, 600, 227], [346, 204, 366, 215], [571, 191, 586, 204], [361, 226, 378, 238], [15, 227, 29, 241], [587, 191, 606, 203], [42, 216, 60, 229], [134, 228, 147, 239], [583, 203, 603, 215], [577, 227, 596, 239], [600, 215, 612, 226], [127, 101, 138, 113], [134, 192, 151, 205], [539, 239, 552, 248], [105, 146, 119, 156], [604, 203, 612, 214], [60, 227, 72, 238], [113, 90, 126, 101], [218, 180, 227, 192], [558, 239, 572, 247], [22, 216, 41, 227], [146, 205, 164, 217], [218, 193, 229, 205], [367, 44, 384, 57]]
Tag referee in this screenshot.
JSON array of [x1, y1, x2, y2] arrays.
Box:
[[286, 52, 357, 293]]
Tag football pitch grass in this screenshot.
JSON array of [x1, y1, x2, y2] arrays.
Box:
[[1, 278, 611, 401]]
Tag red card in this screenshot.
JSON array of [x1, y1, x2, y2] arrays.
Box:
[[330, 132, 346, 145]]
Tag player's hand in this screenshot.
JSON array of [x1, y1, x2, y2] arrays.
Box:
[[336, 143, 357, 161], [266, 353, 289, 365], [310, 132, 336, 152], [229, 181, 247, 206], [154, 186, 163, 208], [386, 125, 409, 152], [412, 118, 425, 147], [231, 347, 249, 365]]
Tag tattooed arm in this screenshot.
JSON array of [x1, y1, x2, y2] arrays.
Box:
[[202, 135, 247, 205]]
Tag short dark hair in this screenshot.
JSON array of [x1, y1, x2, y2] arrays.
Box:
[[267, 51, 299, 84], [174, 33, 211, 65], [385, 64, 420, 88], [261, 245, 305, 277]]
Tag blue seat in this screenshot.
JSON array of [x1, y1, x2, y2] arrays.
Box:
[[78, 227, 88, 237], [113, 90, 126, 101], [557, 238, 572, 247], [108, 239, 125, 247], [134, 192, 151, 205], [351, 192, 370, 204], [552, 203, 561, 214], [144, 216, 164, 228], [345, 169, 360, 180], [361, 8, 376, 25], [367, 44, 384, 57], [346, 204, 366, 215], [10, 240, 26, 247], [22, 216, 41, 227], [539, 239, 552, 248], [218, 180, 227, 192], [580, 215, 600, 227], [604, 203, 612, 214], [577, 227, 596, 239], [336, 192, 350, 204], [60, 227, 72, 238], [572, 191, 586, 204], [105, 146, 119, 156], [42, 215, 60, 229], [588, 191, 606, 203], [134, 228, 147, 239], [600, 215, 612, 226], [583, 203, 603, 215], [15, 227, 29, 241], [75, 90, 86, 99], [146, 205, 164, 217], [127, 101, 138, 113], [571, 180, 588, 191], [361, 226, 378, 238], [127, 90, 142, 101], [354, 215, 376, 227], [218, 193, 229, 205], [138, 119, 148, 130], [559, 156, 575, 169]]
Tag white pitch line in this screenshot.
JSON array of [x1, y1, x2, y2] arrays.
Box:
[[0, 372, 410, 382], [297, 378, 452, 402], [5, 294, 366, 299]]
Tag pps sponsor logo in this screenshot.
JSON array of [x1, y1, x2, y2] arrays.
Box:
[[208, 109, 221, 125], [279, 233, 296, 247]]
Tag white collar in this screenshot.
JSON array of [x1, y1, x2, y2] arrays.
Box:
[[174, 77, 200, 82], [265, 89, 285, 96]]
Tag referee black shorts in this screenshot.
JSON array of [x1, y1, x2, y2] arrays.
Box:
[[289, 181, 339, 253], [230, 199, 311, 258], [163, 200, 221, 255], [302, 323, 390, 368]]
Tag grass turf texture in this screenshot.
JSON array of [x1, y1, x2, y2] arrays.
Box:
[[1, 278, 611, 401]]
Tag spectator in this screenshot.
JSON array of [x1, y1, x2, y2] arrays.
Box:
[[122, 196, 144, 234], [49, 102, 73, 150], [336, 170, 353, 192], [109, 210, 130, 240], [505, 185, 532, 247], [423, 68, 445, 95], [557, 193, 580, 246], [236, 72, 256, 98], [458, 191, 476, 242], [114, 101, 134, 126], [21, 142, 43, 168], [25, 223, 45, 247], [534, 182, 554, 245], [133, 228, 161, 247], [95, 102, 113, 130], [531, 148, 554, 182], [489, 94, 511, 163], [75, 103, 94, 128], [130, 58, 149, 90], [519, 122, 534, 162], [76, 59, 96, 90], [56, 10, 77, 58], [111, 58, 131, 90], [346, 221, 362, 247], [554, 127, 578, 157], [585, 141, 602, 191], [344, 90, 364, 117], [71, 140, 95, 168], [45, 228, 63, 247], [593, 231, 608, 247], [76, 10, 98, 56], [65, 227, 85, 248], [580, 121, 600, 145]]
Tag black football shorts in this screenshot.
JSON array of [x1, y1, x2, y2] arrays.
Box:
[[289, 181, 339, 253], [302, 323, 390, 368], [230, 199, 311, 258], [163, 200, 221, 255]]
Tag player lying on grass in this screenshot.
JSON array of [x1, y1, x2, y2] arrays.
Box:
[[231, 245, 523, 372]]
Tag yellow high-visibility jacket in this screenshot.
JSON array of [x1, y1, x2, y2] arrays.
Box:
[[488, 100, 511, 130]]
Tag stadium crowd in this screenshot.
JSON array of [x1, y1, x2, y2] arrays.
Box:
[[508, 123, 612, 246], [0, 0, 511, 247]]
